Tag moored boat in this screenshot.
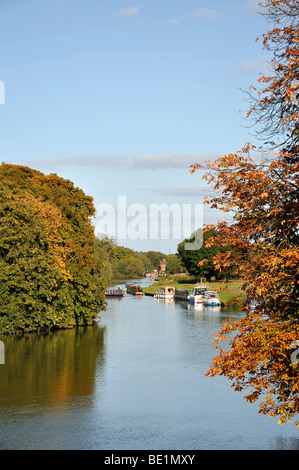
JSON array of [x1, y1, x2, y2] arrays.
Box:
[[245, 294, 257, 311], [174, 288, 190, 301], [154, 286, 175, 300], [125, 282, 144, 295], [202, 291, 221, 306], [106, 287, 125, 297], [188, 286, 207, 304]]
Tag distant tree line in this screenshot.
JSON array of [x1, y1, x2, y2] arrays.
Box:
[[94, 235, 184, 280], [95, 228, 238, 284]]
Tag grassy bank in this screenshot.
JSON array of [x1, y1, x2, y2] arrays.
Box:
[[143, 277, 244, 307]]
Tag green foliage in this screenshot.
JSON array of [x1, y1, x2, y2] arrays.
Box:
[[177, 229, 237, 282], [113, 256, 145, 279], [143, 251, 166, 268], [93, 238, 183, 280], [93, 234, 117, 283], [0, 164, 107, 335], [165, 254, 184, 274], [111, 247, 152, 279]]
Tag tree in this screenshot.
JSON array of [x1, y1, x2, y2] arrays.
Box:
[[136, 252, 154, 273], [94, 234, 117, 283], [114, 256, 145, 279], [177, 229, 236, 281], [0, 164, 107, 334], [190, 0, 299, 425], [144, 251, 167, 269], [0, 187, 75, 333], [165, 254, 184, 275]]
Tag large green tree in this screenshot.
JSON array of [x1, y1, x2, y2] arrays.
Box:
[[0, 164, 106, 334], [177, 229, 235, 281]]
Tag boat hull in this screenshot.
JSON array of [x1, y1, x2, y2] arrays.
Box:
[[154, 286, 175, 301], [203, 300, 220, 306], [189, 295, 205, 304], [202, 290, 221, 307], [154, 293, 174, 300]]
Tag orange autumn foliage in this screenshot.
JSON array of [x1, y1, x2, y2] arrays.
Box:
[[191, 0, 299, 425], [22, 194, 72, 280]]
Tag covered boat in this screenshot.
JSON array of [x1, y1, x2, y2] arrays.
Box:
[[174, 288, 191, 301], [202, 291, 221, 306], [125, 283, 144, 295], [154, 286, 175, 300], [188, 286, 207, 304]]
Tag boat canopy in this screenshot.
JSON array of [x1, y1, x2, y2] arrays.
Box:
[[193, 287, 207, 295]]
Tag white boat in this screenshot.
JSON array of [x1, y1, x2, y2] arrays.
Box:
[[203, 291, 221, 307], [245, 294, 257, 311], [188, 286, 207, 304], [154, 286, 175, 300]]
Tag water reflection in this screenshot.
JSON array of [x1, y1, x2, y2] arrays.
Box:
[[187, 303, 221, 317], [0, 280, 299, 450], [0, 323, 106, 409], [154, 298, 175, 305]]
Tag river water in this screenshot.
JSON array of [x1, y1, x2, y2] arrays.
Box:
[[0, 278, 298, 450]]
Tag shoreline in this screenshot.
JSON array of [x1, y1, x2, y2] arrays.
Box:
[[142, 278, 244, 308]]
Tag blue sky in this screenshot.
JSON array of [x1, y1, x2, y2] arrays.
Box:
[[0, 0, 269, 253]]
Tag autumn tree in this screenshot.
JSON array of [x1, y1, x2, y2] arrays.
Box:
[[0, 164, 107, 334], [190, 0, 299, 425]]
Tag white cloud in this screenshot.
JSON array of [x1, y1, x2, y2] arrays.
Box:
[[18, 152, 225, 172], [119, 7, 140, 17], [21, 156, 127, 170], [193, 8, 218, 20], [236, 56, 269, 72], [167, 18, 180, 26], [129, 153, 223, 170], [140, 186, 208, 197], [168, 8, 218, 25]]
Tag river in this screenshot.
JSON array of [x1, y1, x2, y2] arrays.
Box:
[[0, 278, 298, 450]]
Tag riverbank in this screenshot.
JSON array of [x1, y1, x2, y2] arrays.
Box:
[[142, 277, 244, 307]]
